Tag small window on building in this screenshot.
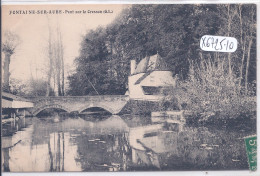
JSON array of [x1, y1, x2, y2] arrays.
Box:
[[142, 86, 174, 95], [142, 86, 162, 95]]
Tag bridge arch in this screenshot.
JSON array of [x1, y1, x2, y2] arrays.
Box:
[[33, 104, 70, 116], [79, 105, 115, 114]]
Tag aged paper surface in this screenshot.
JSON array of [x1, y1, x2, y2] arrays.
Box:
[[1, 3, 257, 174]]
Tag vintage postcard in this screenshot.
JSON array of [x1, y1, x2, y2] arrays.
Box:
[[1, 2, 257, 174]]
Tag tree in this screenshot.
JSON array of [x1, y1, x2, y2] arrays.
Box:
[[243, 5, 256, 91], [9, 78, 27, 96], [46, 18, 54, 96], [45, 18, 65, 96], [2, 31, 20, 92], [214, 4, 256, 92], [28, 79, 55, 96], [68, 4, 256, 96], [53, 26, 64, 96], [68, 28, 113, 95]]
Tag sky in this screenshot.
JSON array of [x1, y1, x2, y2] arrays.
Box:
[[2, 4, 126, 84]]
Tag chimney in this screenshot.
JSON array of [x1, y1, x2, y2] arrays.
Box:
[[130, 60, 136, 75]]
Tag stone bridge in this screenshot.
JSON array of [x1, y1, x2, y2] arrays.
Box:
[[26, 95, 129, 116]]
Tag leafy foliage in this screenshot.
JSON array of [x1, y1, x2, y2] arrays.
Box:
[[175, 58, 256, 118], [11, 79, 55, 96], [68, 4, 256, 96], [2, 30, 20, 55], [2, 30, 21, 92]]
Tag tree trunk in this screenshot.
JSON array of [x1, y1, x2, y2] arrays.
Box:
[[56, 42, 62, 96], [57, 64, 62, 96], [61, 44, 65, 96], [227, 4, 232, 75], [3, 52, 11, 92], [46, 71, 51, 96], [58, 27, 65, 96], [238, 5, 245, 90], [53, 70, 56, 96], [54, 26, 64, 96], [245, 37, 253, 91], [239, 40, 246, 90], [46, 20, 53, 97]]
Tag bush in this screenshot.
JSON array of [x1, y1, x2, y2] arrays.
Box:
[[174, 58, 256, 119]]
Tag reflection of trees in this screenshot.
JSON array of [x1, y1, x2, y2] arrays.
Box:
[[2, 117, 31, 172], [62, 132, 65, 171], [130, 125, 250, 170], [73, 132, 132, 171], [2, 148, 10, 171], [47, 132, 65, 172], [2, 117, 27, 137], [2, 117, 29, 172], [48, 140, 53, 171], [2, 115, 253, 171], [29, 116, 131, 171], [29, 117, 66, 171]]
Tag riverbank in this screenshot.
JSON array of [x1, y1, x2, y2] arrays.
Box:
[[120, 99, 180, 115], [185, 111, 256, 130], [120, 100, 256, 129]]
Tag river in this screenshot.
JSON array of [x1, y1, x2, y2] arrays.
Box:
[[1, 114, 256, 172]]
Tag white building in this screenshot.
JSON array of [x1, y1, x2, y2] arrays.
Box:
[[128, 54, 177, 101]]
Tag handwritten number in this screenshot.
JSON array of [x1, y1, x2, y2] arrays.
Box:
[[229, 42, 234, 49], [219, 38, 226, 51], [206, 37, 211, 47], [214, 39, 219, 50], [211, 37, 215, 48], [200, 35, 237, 52]]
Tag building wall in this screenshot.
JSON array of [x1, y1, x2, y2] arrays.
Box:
[[128, 71, 176, 101]]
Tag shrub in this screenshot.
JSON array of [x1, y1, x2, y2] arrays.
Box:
[[174, 58, 256, 119]]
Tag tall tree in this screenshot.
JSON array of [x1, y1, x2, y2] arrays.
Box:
[[244, 5, 256, 91], [216, 4, 256, 92], [59, 29, 65, 96], [2, 31, 20, 92], [46, 18, 54, 96], [46, 18, 65, 96]]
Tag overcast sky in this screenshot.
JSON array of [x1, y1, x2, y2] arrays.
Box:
[[2, 4, 126, 84]]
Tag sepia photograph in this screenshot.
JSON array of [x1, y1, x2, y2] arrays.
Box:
[[1, 3, 257, 173]]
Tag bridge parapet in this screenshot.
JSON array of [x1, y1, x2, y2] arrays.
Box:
[[25, 95, 129, 116], [26, 95, 129, 102]]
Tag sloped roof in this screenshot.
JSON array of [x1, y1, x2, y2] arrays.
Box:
[[134, 71, 152, 85], [133, 54, 168, 75], [2, 92, 31, 102], [2, 92, 34, 108], [133, 54, 169, 85]]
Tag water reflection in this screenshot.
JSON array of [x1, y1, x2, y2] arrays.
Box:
[[2, 114, 255, 172]]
